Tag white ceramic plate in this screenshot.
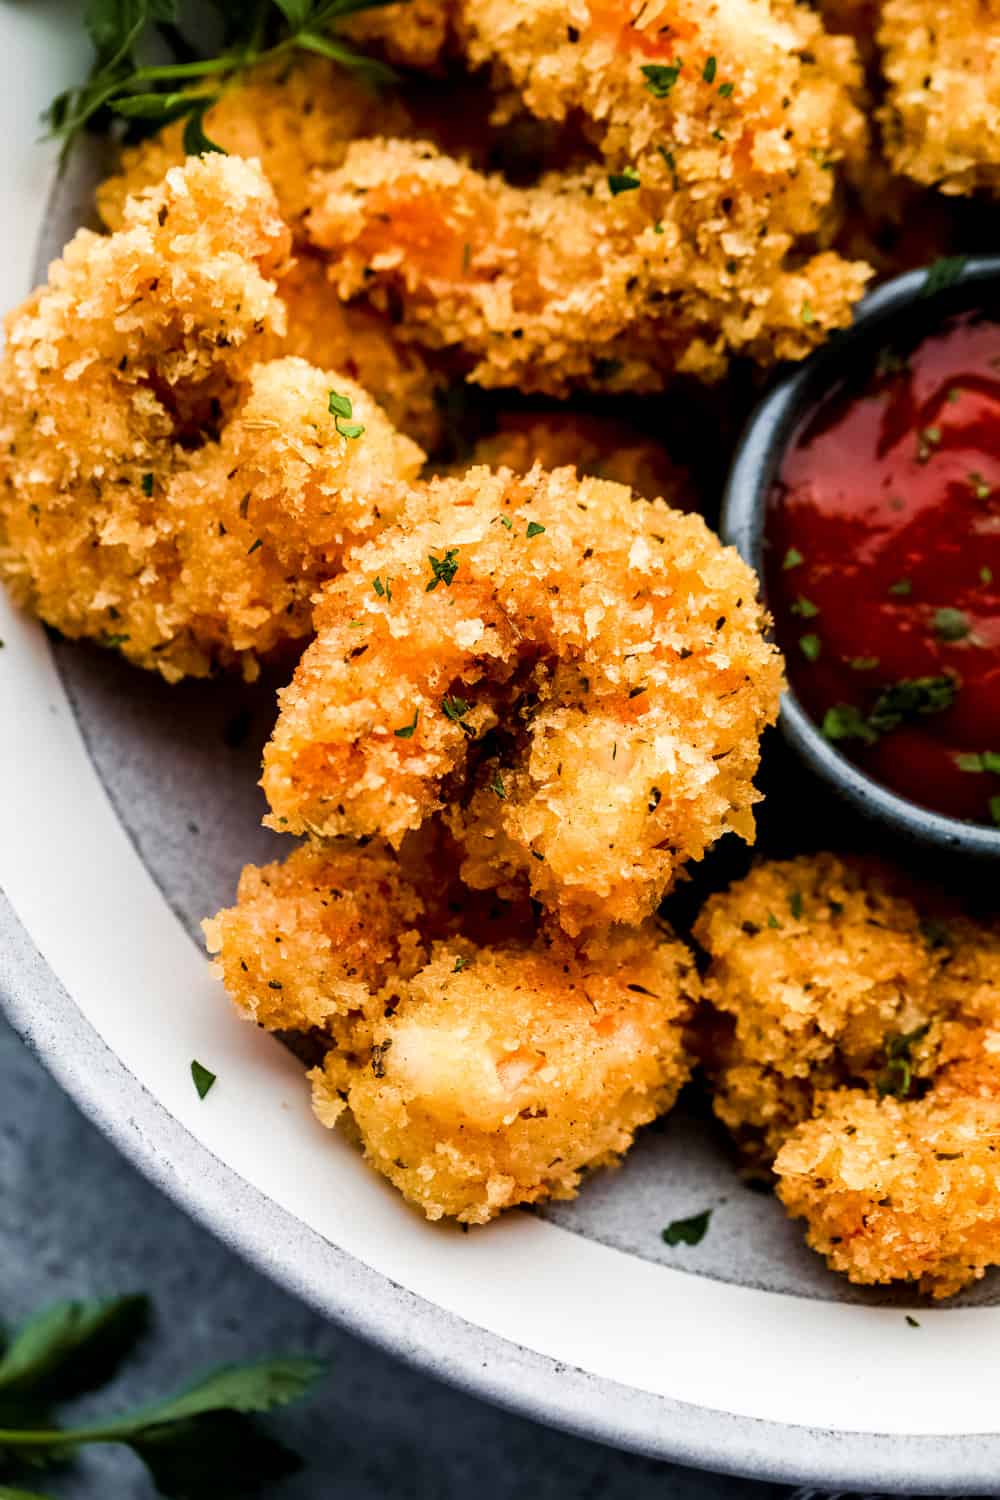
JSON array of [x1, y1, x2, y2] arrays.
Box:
[[4, 6, 1000, 1489]]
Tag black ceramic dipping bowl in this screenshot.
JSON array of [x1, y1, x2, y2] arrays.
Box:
[[721, 257, 1000, 860]]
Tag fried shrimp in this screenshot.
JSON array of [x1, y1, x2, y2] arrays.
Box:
[[96, 56, 412, 234], [877, 0, 1000, 195], [465, 411, 693, 507], [697, 853, 1000, 1295], [262, 463, 783, 933], [260, 254, 445, 451], [205, 834, 697, 1223], [304, 0, 873, 390], [0, 155, 423, 681]]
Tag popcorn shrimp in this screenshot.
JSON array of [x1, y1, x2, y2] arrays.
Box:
[[697, 853, 1000, 1295], [0, 156, 423, 681], [262, 463, 783, 933], [206, 834, 697, 1223]]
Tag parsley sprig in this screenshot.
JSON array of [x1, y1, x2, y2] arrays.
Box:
[[0, 1293, 324, 1498], [46, 0, 400, 161]]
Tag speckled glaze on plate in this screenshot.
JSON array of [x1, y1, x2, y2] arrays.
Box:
[[4, 7, 1000, 1490]]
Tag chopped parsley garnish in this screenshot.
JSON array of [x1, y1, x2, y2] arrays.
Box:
[[246, 537, 263, 555], [526, 521, 546, 538], [982, 566, 994, 585], [789, 889, 803, 919], [932, 607, 970, 642], [969, 471, 992, 500], [608, 170, 641, 195], [489, 768, 507, 800], [662, 1209, 711, 1247], [657, 145, 679, 189], [990, 795, 1000, 827], [850, 656, 880, 671], [191, 1060, 216, 1099], [801, 301, 814, 325], [141, 472, 154, 496], [821, 703, 878, 746], [642, 61, 683, 97], [441, 694, 474, 734], [717, 81, 734, 97], [702, 55, 717, 83], [328, 388, 365, 440], [372, 575, 391, 601], [922, 255, 968, 297], [888, 577, 912, 597], [426, 548, 459, 591], [906, 1315, 921, 1328], [498, 514, 513, 530], [452, 955, 468, 973], [799, 633, 821, 662], [876, 1023, 930, 1100], [767, 912, 782, 929], [393, 708, 419, 738], [782, 547, 804, 570], [955, 751, 1000, 773], [790, 595, 819, 618], [869, 674, 957, 733]]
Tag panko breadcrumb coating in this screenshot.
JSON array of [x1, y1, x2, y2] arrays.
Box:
[[205, 834, 697, 1223], [0, 155, 423, 681], [305, 0, 873, 389], [878, 0, 1000, 195], [96, 57, 412, 234], [340, 0, 458, 68], [465, 411, 693, 507], [260, 254, 445, 451], [697, 853, 1000, 1295], [262, 463, 783, 933], [307, 138, 871, 393]]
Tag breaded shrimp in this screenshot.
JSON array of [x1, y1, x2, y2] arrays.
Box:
[[96, 57, 412, 234], [697, 852, 1000, 1295], [695, 854, 945, 1155], [260, 254, 445, 451], [262, 463, 783, 933], [465, 411, 693, 506], [0, 156, 423, 681], [307, 137, 871, 393], [206, 834, 697, 1223], [878, 0, 1000, 195], [305, 0, 872, 389], [340, 0, 459, 68]]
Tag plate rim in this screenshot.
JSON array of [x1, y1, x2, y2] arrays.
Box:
[[4, 886, 999, 1495], [4, 19, 1000, 1483]]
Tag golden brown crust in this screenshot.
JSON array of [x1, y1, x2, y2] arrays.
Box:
[[698, 853, 1000, 1295], [878, 0, 1000, 195], [206, 834, 697, 1223], [262, 463, 783, 932], [0, 156, 423, 681]]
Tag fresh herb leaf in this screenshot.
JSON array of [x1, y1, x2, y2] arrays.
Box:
[[181, 97, 225, 155], [922, 256, 968, 297], [888, 578, 912, 597], [441, 695, 474, 734], [876, 1024, 930, 1100], [868, 675, 956, 733], [782, 547, 803, 570], [717, 81, 734, 96], [790, 596, 819, 618], [393, 708, 419, 739], [849, 656, 879, 671], [702, 55, 717, 83], [608, 171, 640, 195], [141, 472, 154, 496], [821, 703, 878, 746], [452, 955, 467, 973], [190, 1061, 216, 1100], [489, 768, 506, 800], [426, 548, 459, 592], [525, 521, 546, 538], [906, 1315, 920, 1328], [932, 607, 970, 642], [641, 61, 682, 97], [799, 633, 821, 662], [662, 1210, 711, 1247], [789, 889, 803, 920], [372, 575, 391, 602], [0, 1297, 149, 1405]]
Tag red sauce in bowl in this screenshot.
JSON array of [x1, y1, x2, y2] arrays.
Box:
[[768, 312, 1000, 827]]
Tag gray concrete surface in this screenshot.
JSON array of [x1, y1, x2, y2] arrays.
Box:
[[0, 1015, 798, 1499]]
